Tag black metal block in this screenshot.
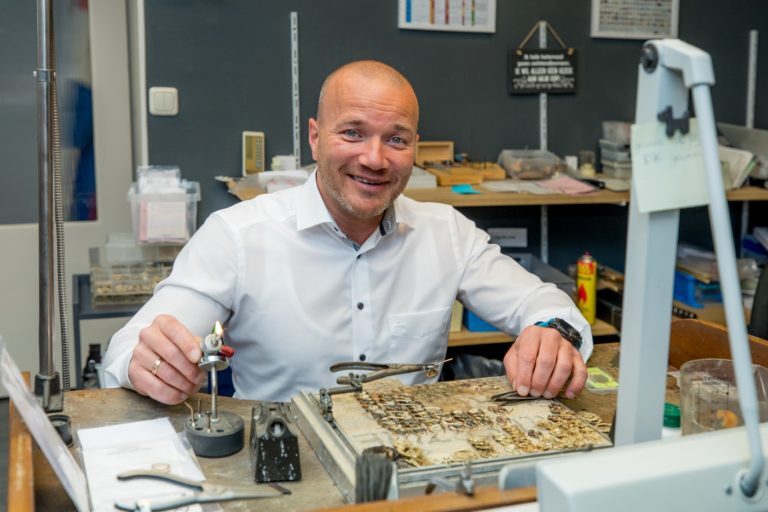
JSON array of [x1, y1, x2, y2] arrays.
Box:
[[250, 402, 302, 482]]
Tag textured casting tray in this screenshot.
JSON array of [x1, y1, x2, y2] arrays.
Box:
[[292, 376, 611, 502]]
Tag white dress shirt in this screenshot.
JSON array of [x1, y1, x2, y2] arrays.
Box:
[[103, 172, 592, 402]]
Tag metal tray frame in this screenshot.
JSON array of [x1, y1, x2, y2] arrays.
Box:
[[291, 390, 604, 503]]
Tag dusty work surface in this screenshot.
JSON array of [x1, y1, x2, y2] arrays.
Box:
[[332, 377, 612, 468], [33, 389, 345, 511]]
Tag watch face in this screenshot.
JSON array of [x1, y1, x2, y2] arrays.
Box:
[[553, 319, 579, 339]]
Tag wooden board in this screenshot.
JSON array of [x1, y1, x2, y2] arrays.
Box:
[[331, 377, 611, 468]]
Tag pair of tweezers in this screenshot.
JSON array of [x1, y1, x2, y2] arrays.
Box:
[[490, 390, 538, 404]]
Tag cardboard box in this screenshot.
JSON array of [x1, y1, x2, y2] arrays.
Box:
[[450, 301, 464, 332]]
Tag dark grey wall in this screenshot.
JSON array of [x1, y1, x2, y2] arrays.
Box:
[[140, 0, 768, 270], [1, 1, 92, 224], [0, 0, 38, 224]]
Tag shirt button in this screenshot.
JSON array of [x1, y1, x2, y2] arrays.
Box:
[[356, 254, 362, 259], [357, 302, 364, 310], [359, 354, 366, 361]]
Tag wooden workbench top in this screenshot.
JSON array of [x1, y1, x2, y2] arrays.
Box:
[[13, 343, 681, 511], [30, 390, 345, 511]]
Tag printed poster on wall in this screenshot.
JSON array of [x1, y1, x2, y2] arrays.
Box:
[[398, 0, 496, 33], [591, 0, 679, 39], [508, 49, 577, 95]]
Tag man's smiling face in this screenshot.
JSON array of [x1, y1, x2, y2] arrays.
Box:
[[309, 66, 419, 231]]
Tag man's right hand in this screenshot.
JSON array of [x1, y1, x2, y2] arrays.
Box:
[[127, 315, 204, 404]]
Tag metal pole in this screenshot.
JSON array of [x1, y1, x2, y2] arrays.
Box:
[[36, 0, 54, 376], [34, 0, 63, 412], [291, 12, 301, 166], [538, 21, 549, 264]]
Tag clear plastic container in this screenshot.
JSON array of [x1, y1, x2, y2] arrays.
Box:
[[600, 148, 632, 163], [680, 358, 768, 435], [90, 260, 173, 305], [601, 160, 632, 179], [89, 245, 179, 305], [602, 121, 632, 145], [598, 138, 630, 152], [498, 149, 564, 180], [128, 180, 201, 244]]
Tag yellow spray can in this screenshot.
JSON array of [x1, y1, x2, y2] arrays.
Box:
[[576, 252, 597, 324]]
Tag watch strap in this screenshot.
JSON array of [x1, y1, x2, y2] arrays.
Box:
[[534, 318, 583, 350]]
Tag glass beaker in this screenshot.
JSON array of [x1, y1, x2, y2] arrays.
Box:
[[680, 358, 768, 435]]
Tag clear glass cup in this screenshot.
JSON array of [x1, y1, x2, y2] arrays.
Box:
[[680, 358, 768, 435]]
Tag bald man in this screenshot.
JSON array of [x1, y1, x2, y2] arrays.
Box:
[[103, 60, 592, 404]]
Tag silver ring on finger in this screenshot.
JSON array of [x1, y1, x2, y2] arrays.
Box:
[[151, 357, 164, 376]]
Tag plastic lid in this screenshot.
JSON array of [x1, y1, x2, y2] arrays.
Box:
[[663, 402, 681, 428]]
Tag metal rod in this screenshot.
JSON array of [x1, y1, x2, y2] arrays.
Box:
[[538, 21, 549, 263], [210, 367, 219, 422], [290, 12, 301, 165], [746, 30, 758, 129], [694, 84, 764, 497], [36, 0, 55, 377]]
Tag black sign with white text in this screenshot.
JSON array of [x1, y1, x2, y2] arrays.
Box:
[[508, 48, 577, 94]]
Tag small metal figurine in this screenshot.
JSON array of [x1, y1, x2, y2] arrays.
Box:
[[184, 321, 244, 457]]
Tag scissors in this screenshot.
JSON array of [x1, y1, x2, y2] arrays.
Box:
[[490, 390, 539, 404], [113, 469, 286, 511], [327, 359, 451, 394]]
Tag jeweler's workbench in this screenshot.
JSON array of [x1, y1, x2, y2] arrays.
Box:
[[10, 343, 680, 511]]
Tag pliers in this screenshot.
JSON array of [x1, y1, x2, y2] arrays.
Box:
[[327, 359, 449, 394], [113, 469, 285, 511]]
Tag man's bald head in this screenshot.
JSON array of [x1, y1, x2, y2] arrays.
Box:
[[316, 60, 419, 124]]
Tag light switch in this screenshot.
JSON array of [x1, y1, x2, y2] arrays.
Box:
[[149, 86, 179, 116]]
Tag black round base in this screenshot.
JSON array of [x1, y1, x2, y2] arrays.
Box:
[[185, 410, 244, 458]]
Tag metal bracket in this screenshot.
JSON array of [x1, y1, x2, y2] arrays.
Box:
[[425, 462, 475, 497], [319, 388, 334, 423]]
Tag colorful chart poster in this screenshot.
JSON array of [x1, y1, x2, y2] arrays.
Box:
[[399, 0, 496, 33]]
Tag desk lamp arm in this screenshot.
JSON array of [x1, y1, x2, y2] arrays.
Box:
[[692, 82, 764, 497]]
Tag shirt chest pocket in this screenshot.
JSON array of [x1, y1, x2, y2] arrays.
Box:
[[387, 307, 451, 339]]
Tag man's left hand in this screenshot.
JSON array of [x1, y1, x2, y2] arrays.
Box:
[[503, 325, 587, 399]]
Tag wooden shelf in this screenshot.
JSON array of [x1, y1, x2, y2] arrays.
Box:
[[404, 186, 629, 207], [724, 186, 768, 201], [447, 318, 618, 347], [404, 185, 768, 207]]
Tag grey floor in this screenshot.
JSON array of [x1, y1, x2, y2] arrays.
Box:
[[1, 398, 8, 512]]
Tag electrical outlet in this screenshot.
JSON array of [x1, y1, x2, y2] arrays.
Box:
[[242, 131, 265, 176]]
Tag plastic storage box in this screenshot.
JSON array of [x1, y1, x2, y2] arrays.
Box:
[[601, 160, 632, 179], [602, 121, 632, 145], [673, 270, 722, 308], [89, 245, 179, 306], [600, 147, 631, 163], [464, 310, 499, 332], [128, 180, 201, 244], [498, 149, 564, 180]]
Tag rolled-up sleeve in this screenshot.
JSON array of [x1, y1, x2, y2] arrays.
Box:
[[454, 221, 593, 362]]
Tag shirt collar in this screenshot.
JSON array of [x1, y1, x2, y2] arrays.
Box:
[[296, 169, 415, 234], [296, 170, 335, 231]]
